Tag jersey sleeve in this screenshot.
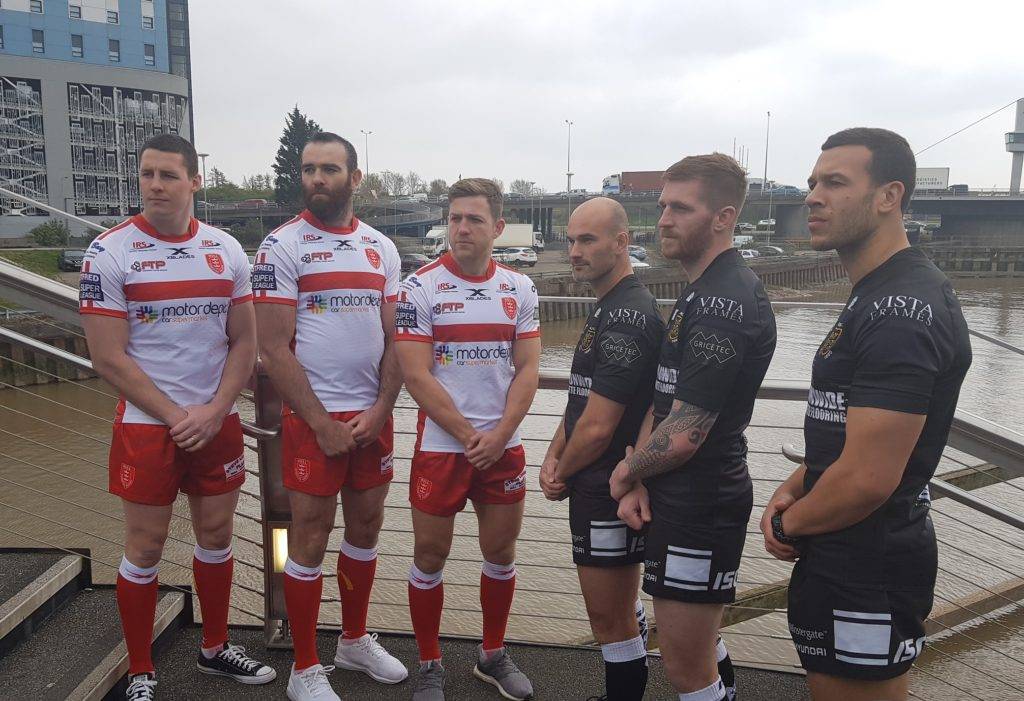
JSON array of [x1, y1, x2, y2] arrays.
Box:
[[382, 240, 400, 303], [251, 233, 298, 305], [394, 274, 432, 342], [673, 316, 750, 413], [848, 311, 940, 414], [79, 238, 126, 319], [590, 309, 660, 404], [516, 278, 540, 339], [226, 238, 253, 304]]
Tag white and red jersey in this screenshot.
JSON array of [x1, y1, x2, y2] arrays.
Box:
[[78, 215, 253, 425], [252, 210, 400, 412], [395, 253, 540, 453]]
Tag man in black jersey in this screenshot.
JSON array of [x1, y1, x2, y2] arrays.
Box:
[[540, 197, 664, 701], [611, 154, 777, 701], [760, 128, 971, 701]]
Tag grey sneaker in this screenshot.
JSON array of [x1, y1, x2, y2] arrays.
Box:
[[473, 646, 533, 700], [412, 660, 445, 701]]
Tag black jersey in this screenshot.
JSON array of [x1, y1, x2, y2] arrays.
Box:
[[802, 247, 972, 589], [564, 274, 665, 474], [649, 248, 777, 507]]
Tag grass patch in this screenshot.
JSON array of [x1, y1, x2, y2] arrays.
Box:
[[0, 250, 62, 279]]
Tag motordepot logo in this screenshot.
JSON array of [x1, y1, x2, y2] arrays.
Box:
[[305, 293, 380, 314], [435, 343, 510, 367], [136, 301, 228, 324]]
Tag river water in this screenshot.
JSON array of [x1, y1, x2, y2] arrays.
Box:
[[2, 275, 1023, 698]]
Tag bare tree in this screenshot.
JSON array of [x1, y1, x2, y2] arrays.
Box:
[[360, 172, 385, 198], [407, 171, 426, 195], [428, 178, 448, 197], [509, 179, 538, 196], [380, 170, 407, 197]]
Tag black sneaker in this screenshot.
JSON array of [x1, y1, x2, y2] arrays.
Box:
[[126, 673, 157, 700], [196, 642, 277, 684]]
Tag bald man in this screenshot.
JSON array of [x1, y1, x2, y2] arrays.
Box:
[[540, 198, 664, 700]]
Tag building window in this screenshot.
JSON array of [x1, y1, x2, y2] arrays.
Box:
[[69, 4, 81, 19], [0, 26, 4, 51], [170, 53, 187, 77], [142, 15, 153, 29], [108, 38, 119, 62], [144, 43, 155, 66], [107, 10, 118, 24], [30, 0, 43, 13], [32, 29, 44, 53], [168, 2, 185, 22], [169, 29, 186, 47], [71, 34, 83, 58]]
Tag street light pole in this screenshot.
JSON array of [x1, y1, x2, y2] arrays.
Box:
[[761, 111, 770, 194], [360, 130, 372, 176], [197, 152, 210, 222], [565, 119, 574, 193]]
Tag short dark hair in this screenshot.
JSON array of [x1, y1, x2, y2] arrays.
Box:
[[305, 132, 358, 173], [663, 153, 747, 212], [448, 178, 503, 221], [821, 127, 916, 212], [140, 133, 198, 177]]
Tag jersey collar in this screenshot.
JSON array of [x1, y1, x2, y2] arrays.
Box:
[[132, 214, 199, 242], [440, 252, 496, 282], [300, 209, 360, 234]]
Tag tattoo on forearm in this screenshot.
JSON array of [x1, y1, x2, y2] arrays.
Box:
[[626, 402, 717, 481]]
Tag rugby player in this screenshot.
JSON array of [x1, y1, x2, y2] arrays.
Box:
[[254, 132, 406, 700], [539, 197, 663, 700], [80, 133, 275, 700], [396, 178, 541, 701], [760, 128, 972, 701], [611, 154, 777, 701]]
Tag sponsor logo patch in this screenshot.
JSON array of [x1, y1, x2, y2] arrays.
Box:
[[696, 295, 743, 323], [503, 470, 526, 493], [607, 308, 647, 329], [294, 458, 311, 483], [467, 288, 491, 300], [868, 294, 933, 326], [600, 332, 643, 366], [396, 301, 418, 328], [131, 241, 154, 250], [502, 297, 517, 320], [79, 272, 104, 301], [434, 344, 454, 366], [380, 453, 394, 474], [251, 263, 277, 290], [436, 282, 458, 292], [432, 302, 464, 315], [205, 253, 225, 274], [301, 251, 334, 264], [135, 305, 159, 323], [131, 260, 167, 272], [688, 331, 736, 364], [224, 455, 245, 480], [120, 463, 135, 490]]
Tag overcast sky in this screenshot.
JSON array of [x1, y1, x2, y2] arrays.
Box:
[[190, 1, 1022, 193]]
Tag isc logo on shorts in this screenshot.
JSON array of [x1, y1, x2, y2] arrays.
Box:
[[223, 456, 245, 481], [120, 463, 136, 489], [380, 454, 394, 474], [294, 458, 311, 483], [503, 470, 526, 494]]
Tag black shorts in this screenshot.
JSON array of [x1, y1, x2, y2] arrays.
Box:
[[787, 561, 934, 680], [568, 467, 646, 566], [641, 487, 752, 604]]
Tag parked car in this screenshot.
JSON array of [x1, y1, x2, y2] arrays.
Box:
[[400, 253, 432, 273], [629, 255, 650, 268], [769, 185, 804, 197], [738, 248, 760, 259], [241, 198, 269, 207], [502, 246, 538, 267], [627, 245, 647, 261], [757, 245, 785, 257], [735, 222, 756, 233], [58, 249, 86, 271]]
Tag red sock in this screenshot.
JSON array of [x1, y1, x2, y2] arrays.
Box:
[[338, 541, 377, 640], [408, 564, 444, 662], [284, 558, 323, 671], [192, 545, 233, 651], [117, 557, 158, 675], [480, 561, 516, 652]]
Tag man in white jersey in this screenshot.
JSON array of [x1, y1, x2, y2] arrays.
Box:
[[254, 132, 406, 701], [80, 134, 274, 701], [396, 178, 540, 701]]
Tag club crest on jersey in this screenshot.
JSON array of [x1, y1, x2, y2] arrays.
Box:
[[668, 310, 684, 343], [502, 297, 517, 320], [205, 253, 225, 274], [365, 248, 381, 269], [294, 458, 311, 483], [818, 322, 844, 359], [416, 476, 433, 500], [120, 463, 135, 490], [579, 326, 596, 354]]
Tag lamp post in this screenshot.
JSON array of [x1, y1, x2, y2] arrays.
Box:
[[565, 120, 574, 235], [761, 111, 770, 195], [197, 151, 210, 222], [360, 130, 372, 176]]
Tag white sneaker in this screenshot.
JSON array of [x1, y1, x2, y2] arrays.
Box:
[[333, 632, 409, 683], [287, 664, 340, 700], [126, 673, 157, 701]]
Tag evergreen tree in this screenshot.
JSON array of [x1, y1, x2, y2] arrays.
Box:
[[273, 106, 321, 207]]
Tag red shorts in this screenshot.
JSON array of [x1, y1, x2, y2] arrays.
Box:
[[281, 410, 394, 496], [410, 445, 527, 517], [108, 414, 245, 506]]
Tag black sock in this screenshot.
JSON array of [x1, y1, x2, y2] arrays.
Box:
[[716, 636, 736, 700], [605, 657, 648, 701]]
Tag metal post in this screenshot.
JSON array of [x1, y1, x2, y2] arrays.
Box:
[[360, 130, 372, 175], [197, 152, 209, 222], [565, 119, 574, 194], [762, 111, 770, 195]]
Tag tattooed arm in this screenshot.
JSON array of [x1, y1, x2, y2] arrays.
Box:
[[609, 398, 717, 500]]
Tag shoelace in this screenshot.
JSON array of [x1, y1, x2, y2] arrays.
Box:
[[298, 665, 336, 693], [218, 644, 261, 673], [415, 664, 444, 691], [359, 632, 390, 659], [126, 676, 157, 700], [483, 651, 520, 679]]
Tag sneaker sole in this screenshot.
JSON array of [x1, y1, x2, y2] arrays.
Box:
[[196, 663, 278, 685], [333, 655, 408, 684], [472, 665, 532, 701]]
